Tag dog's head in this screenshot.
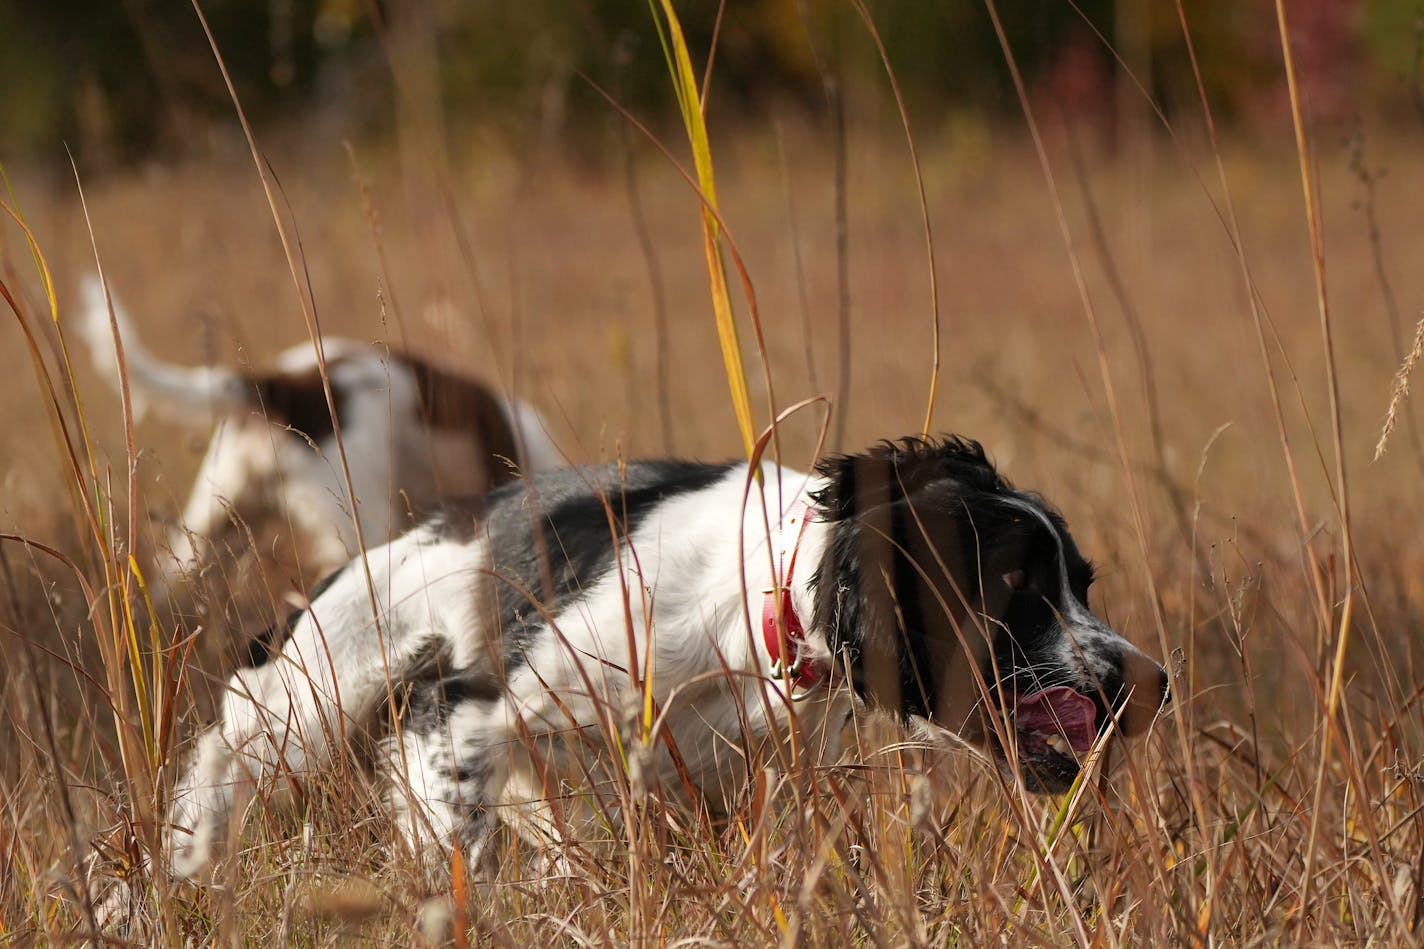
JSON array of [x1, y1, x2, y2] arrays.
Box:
[[809, 436, 1168, 792]]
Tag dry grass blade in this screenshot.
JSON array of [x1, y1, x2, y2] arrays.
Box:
[[187, 0, 403, 729], [1374, 315, 1424, 461], [7, 4, 1424, 946], [848, 0, 940, 437], [1270, 2, 1381, 928]]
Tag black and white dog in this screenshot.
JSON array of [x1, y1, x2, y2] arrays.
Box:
[[166, 437, 1168, 877]]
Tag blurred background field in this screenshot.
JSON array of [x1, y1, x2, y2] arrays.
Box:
[[5, 1, 1424, 944]]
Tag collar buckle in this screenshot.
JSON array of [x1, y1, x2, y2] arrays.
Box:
[[761, 503, 827, 699]]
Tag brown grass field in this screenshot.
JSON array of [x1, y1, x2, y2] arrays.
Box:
[[4, 56, 1424, 945]]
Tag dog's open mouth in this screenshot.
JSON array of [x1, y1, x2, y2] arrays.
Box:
[[1013, 686, 1097, 758]]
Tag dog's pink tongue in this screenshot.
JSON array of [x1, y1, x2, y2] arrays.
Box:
[[1014, 687, 1097, 753]]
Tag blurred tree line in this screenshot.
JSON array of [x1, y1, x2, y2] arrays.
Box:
[[1, 0, 1420, 167]]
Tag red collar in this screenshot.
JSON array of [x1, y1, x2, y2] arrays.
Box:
[[761, 502, 826, 691]]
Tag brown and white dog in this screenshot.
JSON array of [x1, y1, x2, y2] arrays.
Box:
[[76, 275, 561, 602]]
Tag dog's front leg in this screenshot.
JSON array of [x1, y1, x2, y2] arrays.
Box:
[[166, 656, 340, 879], [154, 420, 276, 601], [382, 719, 507, 882], [271, 438, 367, 575]]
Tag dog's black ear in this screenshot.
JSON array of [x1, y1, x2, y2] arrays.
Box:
[[811, 435, 1007, 520], [809, 449, 870, 522]]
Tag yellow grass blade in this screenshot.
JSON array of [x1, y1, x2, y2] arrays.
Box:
[[120, 556, 157, 763], [650, 0, 756, 458], [0, 165, 58, 324]]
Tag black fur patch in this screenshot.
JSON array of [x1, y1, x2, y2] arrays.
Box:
[[401, 637, 503, 736], [438, 460, 738, 669], [241, 565, 348, 668], [253, 364, 349, 444]]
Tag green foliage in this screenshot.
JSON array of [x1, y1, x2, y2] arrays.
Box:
[[0, 0, 343, 162], [1361, 0, 1424, 78], [0, 1, 1415, 166]]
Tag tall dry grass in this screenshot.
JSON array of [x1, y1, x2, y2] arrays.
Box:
[[5, 8, 1424, 945]]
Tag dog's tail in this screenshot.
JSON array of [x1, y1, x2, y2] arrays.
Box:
[[75, 274, 252, 424]]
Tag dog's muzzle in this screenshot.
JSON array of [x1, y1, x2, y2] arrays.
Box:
[[1117, 643, 1171, 737]]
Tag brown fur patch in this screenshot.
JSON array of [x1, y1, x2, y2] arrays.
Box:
[[253, 362, 349, 443], [409, 361, 520, 482]]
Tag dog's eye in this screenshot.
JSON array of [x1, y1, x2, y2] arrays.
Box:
[[1002, 569, 1028, 592]]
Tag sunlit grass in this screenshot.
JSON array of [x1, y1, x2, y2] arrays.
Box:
[[3, 10, 1424, 943]]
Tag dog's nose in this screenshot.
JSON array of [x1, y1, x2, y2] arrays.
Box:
[[1118, 646, 1170, 737]]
